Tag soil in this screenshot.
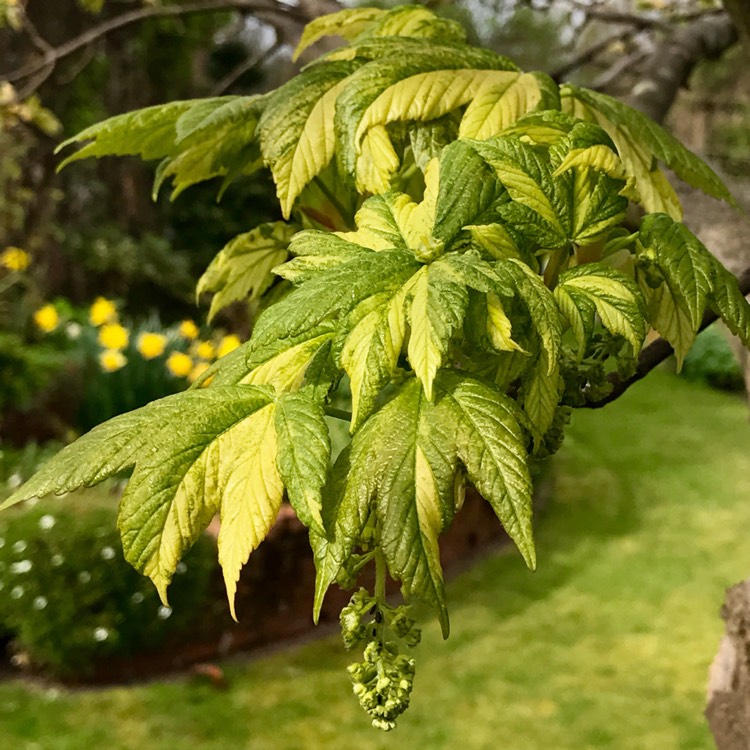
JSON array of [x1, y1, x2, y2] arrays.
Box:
[[7, 472, 553, 686]]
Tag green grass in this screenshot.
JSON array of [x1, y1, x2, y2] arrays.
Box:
[[1, 371, 749, 749]]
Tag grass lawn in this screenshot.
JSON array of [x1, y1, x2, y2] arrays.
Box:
[[1, 371, 749, 749]]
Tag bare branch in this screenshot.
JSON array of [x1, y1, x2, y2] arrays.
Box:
[[567, 1, 724, 30], [552, 30, 635, 81], [584, 268, 750, 409], [625, 14, 738, 123], [210, 38, 283, 95], [2, 0, 307, 88]]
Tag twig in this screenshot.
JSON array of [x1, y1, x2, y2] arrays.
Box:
[[2, 0, 306, 86], [585, 268, 750, 409], [567, 0, 724, 30], [552, 30, 634, 81], [19, 6, 54, 57], [210, 38, 283, 96]]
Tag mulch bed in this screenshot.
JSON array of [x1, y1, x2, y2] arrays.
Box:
[[4, 474, 552, 686]]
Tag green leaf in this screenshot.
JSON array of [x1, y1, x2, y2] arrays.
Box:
[[357, 5, 466, 45], [431, 140, 505, 246], [295, 5, 465, 63], [458, 71, 560, 140], [638, 213, 750, 364], [197, 222, 295, 322], [562, 85, 736, 215], [279, 231, 370, 284], [496, 259, 562, 440], [314, 378, 455, 636], [341, 279, 412, 429], [2, 386, 283, 617], [408, 112, 461, 170], [406, 262, 468, 400], [274, 392, 331, 536], [293, 7, 387, 61], [57, 97, 268, 199], [334, 48, 518, 192], [259, 62, 357, 218], [314, 373, 534, 634], [56, 100, 204, 165], [155, 96, 266, 199], [434, 372, 535, 569], [710, 264, 750, 348], [469, 132, 627, 249], [555, 263, 647, 356], [202, 248, 420, 389], [637, 214, 714, 366]]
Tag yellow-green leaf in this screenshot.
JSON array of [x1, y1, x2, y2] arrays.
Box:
[[259, 62, 356, 218], [459, 71, 560, 140], [217, 402, 283, 620], [197, 222, 295, 322]]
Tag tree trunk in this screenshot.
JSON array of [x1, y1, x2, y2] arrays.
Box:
[[706, 582, 750, 749]]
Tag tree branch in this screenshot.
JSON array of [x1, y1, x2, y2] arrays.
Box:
[[584, 268, 750, 409], [2, 0, 307, 88], [625, 14, 738, 123], [552, 29, 636, 82]]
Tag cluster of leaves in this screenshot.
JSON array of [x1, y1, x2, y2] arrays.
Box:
[[3, 5, 750, 729]]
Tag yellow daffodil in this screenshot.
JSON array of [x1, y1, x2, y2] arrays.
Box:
[[216, 334, 241, 359], [99, 349, 127, 373], [178, 319, 199, 340], [194, 340, 215, 361], [98, 323, 129, 351], [166, 351, 193, 378], [136, 332, 167, 360], [188, 361, 210, 384], [1, 246, 30, 272], [89, 297, 117, 326], [33, 304, 59, 333]]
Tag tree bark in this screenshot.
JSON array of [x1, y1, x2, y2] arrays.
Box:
[[706, 582, 750, 749], [624, 15, 737, 123]]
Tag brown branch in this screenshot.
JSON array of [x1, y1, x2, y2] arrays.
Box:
[[584, 268, 750, 409], [567, 1, 670, 31], [2, 0, 307, 87], [552, 30, 636, 82], [210, 38, 283, 95], [568, 1, 724, 31], [625, 14, 738, 123]]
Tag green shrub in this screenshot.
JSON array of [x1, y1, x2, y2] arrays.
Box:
[[681, 324, 745, 391], [0, 332, 66, 411], [0, 499, 217, 677]]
